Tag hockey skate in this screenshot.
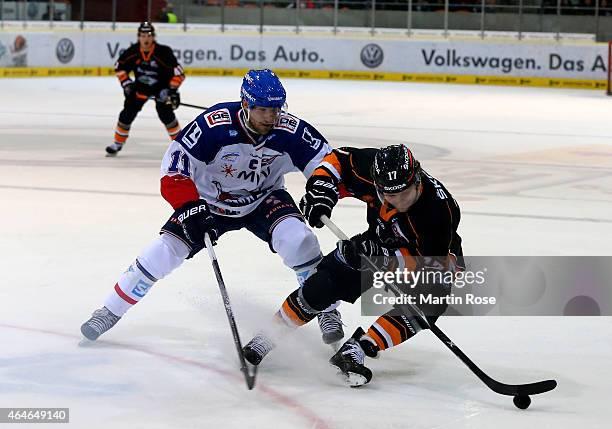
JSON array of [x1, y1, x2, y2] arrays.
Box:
[[105, 142, 123, 156], [329, 332, 372, 387], [317, 309, 344, 345], [80, 306, 121, 341], [243, 333, 276, 366]]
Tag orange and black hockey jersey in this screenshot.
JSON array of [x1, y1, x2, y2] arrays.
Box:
[[313, 147, 463, 266], [114, 42, 185, 96]]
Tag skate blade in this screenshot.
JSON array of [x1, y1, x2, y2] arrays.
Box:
[[329, 341, 341, 353], [78, 337, 96, 347], [342, 371, 368, 388], [330, 363, 368, 388], [105, 152, 118, 157]]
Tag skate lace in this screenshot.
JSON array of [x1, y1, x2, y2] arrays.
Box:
[[317, 310, 343, 334], [249, 334, 275, 357], [341, 341, 365, 365], [88, 308, 120, 334]]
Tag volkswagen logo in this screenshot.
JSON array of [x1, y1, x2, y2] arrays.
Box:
[[360, 44, 384, 69], [56, 38, 75, 64]]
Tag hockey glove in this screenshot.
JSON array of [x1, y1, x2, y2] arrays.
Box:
[[158, 88, 180, 110], [175, 200, 218, 247], [299, 174, 339, 228], [336, 235, 392, 271], [122, 80, 134, 98], [169, 90, 180, 110]]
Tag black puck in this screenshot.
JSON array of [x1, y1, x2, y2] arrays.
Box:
[[513, 395, 531, 410]]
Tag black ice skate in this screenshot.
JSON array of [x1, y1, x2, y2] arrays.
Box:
[[329, 333, 372, 387], [80, 306, 121, 341], [105, 142, 123, 156], [243, 333, 275, 365], [317, 309, 344, 345]]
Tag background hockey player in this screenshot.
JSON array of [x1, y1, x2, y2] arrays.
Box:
[[82, 69, 344, 347], [244, 144, 465, 387], [106, 22, 185, 156]]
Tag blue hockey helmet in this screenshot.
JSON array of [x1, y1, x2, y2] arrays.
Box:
[[240, 69, 286, 109]]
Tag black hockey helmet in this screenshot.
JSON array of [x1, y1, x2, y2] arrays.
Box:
[[372, 144, 421, 196], [138, 21, 155, 36]]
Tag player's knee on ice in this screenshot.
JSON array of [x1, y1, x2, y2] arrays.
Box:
[[271, 217, 322, 285]]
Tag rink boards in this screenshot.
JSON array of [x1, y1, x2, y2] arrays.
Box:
[[0, 22, 608, 90], [0, 66, 607, 91]]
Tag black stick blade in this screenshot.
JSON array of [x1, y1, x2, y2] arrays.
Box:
[[245, 364, 258, 390], [486, 378, 557, 396]]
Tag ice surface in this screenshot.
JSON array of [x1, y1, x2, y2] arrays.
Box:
[[1, 77, 611, 428]]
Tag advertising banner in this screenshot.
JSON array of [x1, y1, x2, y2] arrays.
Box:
[[0, 29, 608, 83]]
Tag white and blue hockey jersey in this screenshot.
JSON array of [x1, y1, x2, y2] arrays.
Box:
[[160, 101, 332, 217]]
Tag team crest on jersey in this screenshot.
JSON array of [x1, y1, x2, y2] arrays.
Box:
[[221, 152, 239, 162], [204, 108, 232, 128], [275, 113, 300, 134]]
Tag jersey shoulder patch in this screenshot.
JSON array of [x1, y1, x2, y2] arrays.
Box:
[[300, 126, 323, 151], [180, 120, 203, 149], [274, 112, 300, 134], [204, 108, 233, 128]]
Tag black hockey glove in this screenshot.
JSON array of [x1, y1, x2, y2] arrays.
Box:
[[158, 88, 180, 110], [299, 174, 339, 228], [169, 90, 180, 110], [122, 80, 134, 98], [175, 200, 218, 247], [336, 235, 392, 271]]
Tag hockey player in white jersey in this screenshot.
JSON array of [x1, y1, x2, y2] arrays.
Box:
[[81, 69, 343, 345]]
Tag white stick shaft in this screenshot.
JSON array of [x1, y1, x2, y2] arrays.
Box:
[[204, 233, 216, 261], [319, 215, 349, 240]]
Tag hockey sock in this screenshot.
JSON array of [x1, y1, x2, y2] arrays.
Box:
[[104, 259, 157, 317], [114, 121, 130, 146], [103, 234, 189, 317], [294, 253, 322, 287], [276, 288, 319, 328], [365, 314, 422, 352], [165, 119, 180, 140]]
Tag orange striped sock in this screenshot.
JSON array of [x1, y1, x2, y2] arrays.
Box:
[[276, 289, 317, 328], [114, 123, 130, 145], [366, 314, 419, 351], [166, 120, 180, 141]]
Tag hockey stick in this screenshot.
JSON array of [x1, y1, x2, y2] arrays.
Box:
[[204, 233, 257, 390], [320, 215, 557, 399], [180, 102, 208, 110], [142, 94, 206, 110]]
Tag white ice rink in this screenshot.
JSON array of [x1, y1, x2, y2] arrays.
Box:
[[1, 76, 611, 428]]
